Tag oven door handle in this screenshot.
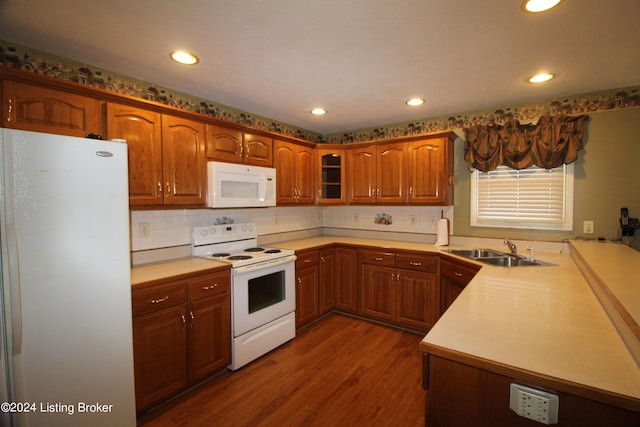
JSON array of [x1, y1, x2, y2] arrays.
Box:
[[232, 254, 298, 275]]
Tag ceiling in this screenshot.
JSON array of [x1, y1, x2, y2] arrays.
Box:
[[0, 0, 638, 135]]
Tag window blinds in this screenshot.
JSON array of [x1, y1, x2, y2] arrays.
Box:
[[471, 164, 573, 230]]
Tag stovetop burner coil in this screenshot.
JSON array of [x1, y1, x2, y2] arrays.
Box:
[[244, 247, 265, 252], [227, 255, 253, 261], [212, 252, 231, 257]]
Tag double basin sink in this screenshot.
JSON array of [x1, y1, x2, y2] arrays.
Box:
[[444, 248, 556, 267]]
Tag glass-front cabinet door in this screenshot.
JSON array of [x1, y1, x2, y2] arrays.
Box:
[[317, 147, 346, 204]]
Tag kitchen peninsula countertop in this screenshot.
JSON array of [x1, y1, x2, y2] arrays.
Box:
[[131, 257, 229, 287], [273, 236, 640, 409]]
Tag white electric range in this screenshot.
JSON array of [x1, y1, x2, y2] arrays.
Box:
[[192, 223, 297, 370]]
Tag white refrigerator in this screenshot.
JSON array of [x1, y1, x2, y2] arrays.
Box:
[[0, 129, 136, 426]]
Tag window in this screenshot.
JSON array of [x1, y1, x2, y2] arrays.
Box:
[[470, 164, 574, 231]]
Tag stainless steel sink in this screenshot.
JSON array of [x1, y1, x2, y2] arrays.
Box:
[[443, 248, 556, 267], [445, 248, 506, 258]]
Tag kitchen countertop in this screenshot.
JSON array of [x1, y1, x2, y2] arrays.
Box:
[[131, 257, 229, 287], [274, 236, 640, 409], [130, 235, 640, 409]]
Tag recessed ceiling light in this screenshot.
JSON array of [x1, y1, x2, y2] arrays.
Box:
[[310, 107, 327, 116], [170, 51, 199, 65], [528, 73, 555, 83], [405, 98, 425, 106], [522, 0, 562, 13]]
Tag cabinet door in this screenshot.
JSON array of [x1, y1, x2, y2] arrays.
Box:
[[377, 143, 407, 203], [317, 148, 346, 204], [396, 270, 438, 331], [347, 146, 376, 204], [275, 141, 297, 203], [133, 306, 188, 411], [334, 247, 359, 313], [275, 140, 315, 204], [161, 115, 206, 205], [106, 103, 163, 206], [188, 294, 231, 382], [318, 247, 336, 315], [243, 133, 273, 167], [360, 264, 396, 322], [295, 145, 316, 204], [205, 123, 243, 163], [295, 250, 319, 329], [3, 80, 103, 137], [409, 137, 451, 204], [440, 258, 480, 314]]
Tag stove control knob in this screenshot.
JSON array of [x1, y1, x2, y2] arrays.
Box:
[[200, 229, 208, 237], [247, 224, 254, 232], [209, 227, 217, 236]]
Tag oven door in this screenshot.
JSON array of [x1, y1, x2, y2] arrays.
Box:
[[232, 255, 296, 337]]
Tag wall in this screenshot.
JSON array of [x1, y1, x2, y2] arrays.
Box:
[[452, 107, 640, 251]]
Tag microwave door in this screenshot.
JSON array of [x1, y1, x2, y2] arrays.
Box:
[[217, 172, 261, 207], [258, 176, 266, 203]]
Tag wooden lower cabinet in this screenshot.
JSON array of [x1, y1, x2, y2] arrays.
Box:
[[132, 270, 230, 411], [133, 305, 187, 411], [318, 247, 336, 315], [440, 256, 480, 314], [295, 249, 319, 329], [333, 246, 359, 314], [424, 355, 640, 427], [359, 249, 438, 332]]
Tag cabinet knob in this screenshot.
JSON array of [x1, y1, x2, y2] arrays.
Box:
[[157, 181, 162, 193], [454, 271, 463, 277], [202, 283, 219, 291], [6, 98, 12, 122], [374, 257, 383, 262], [409, 261, 422, 266], [166, 181, 171, 194]]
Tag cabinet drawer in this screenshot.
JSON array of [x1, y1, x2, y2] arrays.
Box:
[[440, 258, 480, 285], [132, 282, 186, 317], [396, 252, 438, 273], [296, 250, 318, 268], [187, 272, 230, 301], [359, 249, 396, 267]]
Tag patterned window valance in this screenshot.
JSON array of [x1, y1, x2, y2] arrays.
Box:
[[463, 114, 589, 172]]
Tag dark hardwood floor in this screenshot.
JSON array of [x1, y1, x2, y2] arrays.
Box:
[[137, 314, 426, 426]]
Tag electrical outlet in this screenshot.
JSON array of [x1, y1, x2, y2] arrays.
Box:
[[274, 216, 280, 224], [139, 223, 150, 238], [583, 220, 594, 234], [353, 214, 359, 223], [410, 215, 417, 225], [509, 383, 559, 425]]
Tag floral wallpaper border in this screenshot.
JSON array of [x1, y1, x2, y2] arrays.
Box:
[[1, 39, 638, 145]]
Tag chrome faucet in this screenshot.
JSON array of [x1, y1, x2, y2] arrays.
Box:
[[504, 239, 517, 255]]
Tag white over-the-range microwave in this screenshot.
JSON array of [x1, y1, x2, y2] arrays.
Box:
[[207, 161, 276, 208]]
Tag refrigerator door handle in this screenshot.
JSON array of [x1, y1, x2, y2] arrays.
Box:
[[5, 224, 22, 356]]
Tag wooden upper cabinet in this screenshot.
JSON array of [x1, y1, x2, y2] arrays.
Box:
[[408, 136, 454, 205], [205, 124, 243, 163], [205, 124, 273, 167], [377, 143, 407, 204], [162, 115, 206, 206], [347, 143, 407, 204], [2, 80, 102, 137], [317, 147, 346, 204], [106, 103, 163, 205], [347, 146, 376, 204], [275, 140, 315, 204], [243, 133, 273, 167]]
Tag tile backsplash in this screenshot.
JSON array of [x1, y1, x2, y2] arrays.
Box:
[[130, 205, 452, 252]]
